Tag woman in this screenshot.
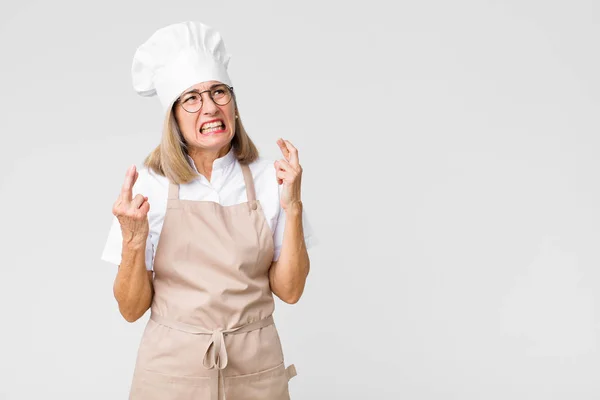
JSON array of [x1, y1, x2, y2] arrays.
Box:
[[100, 21, 317, 399]]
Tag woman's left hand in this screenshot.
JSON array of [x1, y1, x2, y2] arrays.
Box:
[[274, 138, 302, 211]]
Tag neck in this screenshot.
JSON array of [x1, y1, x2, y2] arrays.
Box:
[[189, 144, 231, 182]]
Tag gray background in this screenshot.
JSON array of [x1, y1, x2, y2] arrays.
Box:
[[0, 0, 598, 399]]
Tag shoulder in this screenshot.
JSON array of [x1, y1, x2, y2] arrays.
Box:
[[132, 165, 170, 204], [247, 156, 275, 179], [246, 157, 280, 199]]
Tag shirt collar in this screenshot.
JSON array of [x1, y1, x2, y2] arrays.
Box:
[[186, 146, 236, 173]]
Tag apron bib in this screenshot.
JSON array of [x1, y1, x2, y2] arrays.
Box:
[[129, 163, 297, 400]]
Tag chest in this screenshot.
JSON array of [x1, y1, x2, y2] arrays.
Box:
[[145, 169, 280, 256]]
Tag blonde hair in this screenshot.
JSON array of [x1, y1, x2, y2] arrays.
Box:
[[143, 100, 259, 184]]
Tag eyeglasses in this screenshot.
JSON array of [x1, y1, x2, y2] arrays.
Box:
[[176, 84, 234, 113]]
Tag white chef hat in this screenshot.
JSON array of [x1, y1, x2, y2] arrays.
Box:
[[131, 21, 233, 113]]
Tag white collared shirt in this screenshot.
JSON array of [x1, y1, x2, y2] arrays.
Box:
[[100, 148, 318, 270]]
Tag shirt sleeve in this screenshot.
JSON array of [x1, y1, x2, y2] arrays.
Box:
[[100, 167, 155, 271], [272, 185, 320, 262]]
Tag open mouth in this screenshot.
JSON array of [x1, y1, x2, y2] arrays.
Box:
[[200, 119, 226, 135]]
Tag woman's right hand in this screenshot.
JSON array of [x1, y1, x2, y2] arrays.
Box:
[[112, 165, 150, 248]]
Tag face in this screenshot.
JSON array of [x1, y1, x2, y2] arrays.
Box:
[[173, 80, 236, 154]]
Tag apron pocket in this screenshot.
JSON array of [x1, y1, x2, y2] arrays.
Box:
[[224, 361, 297, 400], [129, 369, 211, 400]]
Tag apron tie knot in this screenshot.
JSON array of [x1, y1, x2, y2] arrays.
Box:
[[149, 313, 276, 400], [202, 330, 229, 370]]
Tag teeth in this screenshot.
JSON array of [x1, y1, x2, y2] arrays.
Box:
[[202, 127, 221, 134], [201, 121, 224, 131]]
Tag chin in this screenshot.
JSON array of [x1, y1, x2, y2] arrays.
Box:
[[196, 132, 232, 147]]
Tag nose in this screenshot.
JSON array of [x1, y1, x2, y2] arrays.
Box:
[[201, 93, 219, 115]]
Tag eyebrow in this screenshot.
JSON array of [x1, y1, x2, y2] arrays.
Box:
[[183, 83, 225, 95]]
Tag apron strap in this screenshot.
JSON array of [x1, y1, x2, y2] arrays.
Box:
[[285, 364, 297, 381], [240, 163, 258, 210], [168, 181, 179, 200], [150, 313, 276, 400], [150, 313, 274, 369]]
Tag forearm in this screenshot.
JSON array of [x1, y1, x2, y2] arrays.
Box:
[[113, 241, 153, 322], [269, 201, 310, 304]]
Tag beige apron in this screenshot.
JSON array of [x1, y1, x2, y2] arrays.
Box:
[[129, 163, 297, 400]]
